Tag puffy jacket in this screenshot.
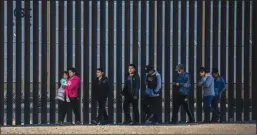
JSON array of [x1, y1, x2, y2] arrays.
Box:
[[65, 76, 80, 98], [92, 76, 110, 100], [145, 71, 162, 95], [199, 73, 215, 96], [122, 73, 140, 98], [214, 76, 225, 96]]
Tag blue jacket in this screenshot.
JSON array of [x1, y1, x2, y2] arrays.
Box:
[[145, 71, 162, 97], [214, 76, 225, 96], [199, 73, 215, 96], [175, 72, 191, 95]]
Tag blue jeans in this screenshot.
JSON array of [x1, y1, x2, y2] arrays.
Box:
[[203, 96, 214, 121]]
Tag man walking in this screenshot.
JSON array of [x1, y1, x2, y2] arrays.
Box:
[[143, 65, 162, 124], [198, 67, 216, 123], [212, 68, 226, 122], [171, 64, 195, 124]]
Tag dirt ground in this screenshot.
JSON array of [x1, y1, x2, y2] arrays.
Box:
[[1, 124, 256, 134]]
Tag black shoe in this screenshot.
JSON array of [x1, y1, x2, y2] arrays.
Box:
[[57, 121, 64, 125], [152, 122, 160, 125], [75, 121, 81, 125], [186, 120, 195, 124], [123, 120, 133, 125], [169, 121, 178, 124], [132, 122, 139, 125], [91, 120, 100, 125], [201, 120, 210, 123]]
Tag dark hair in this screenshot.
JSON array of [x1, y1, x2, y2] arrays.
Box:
[[145, 65, 154, 73], [128, 64, 136, 69], [68, 67, 77, 73], [97, 68, 104, 72], [212, 68, 219, 74], [62, 71, 68, 76], [199, 67, 207, 73]]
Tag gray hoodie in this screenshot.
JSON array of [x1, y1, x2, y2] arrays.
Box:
[[199, 73, 215, 96]]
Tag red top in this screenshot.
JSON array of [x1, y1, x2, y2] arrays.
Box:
[[65, 75, 80, 98]]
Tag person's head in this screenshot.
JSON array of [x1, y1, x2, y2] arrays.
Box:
[[175, 64, 185, 75], [62, 71, 69, 79], [96, 68, 104, 78], [199, 67, 207, 77], [145, 65, 155, 74], [212, 68, 219, 78], [68, 67, 77, 77], [128, 64, 136, 75]]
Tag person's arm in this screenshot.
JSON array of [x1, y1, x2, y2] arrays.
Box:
[[121, 77, 128, 96], [178, 73, 191, 89], [134, 74, 141, 97], [91, 79, 97, 101], [219, 77, 226, 94], [154, 73, 162, 93], [102, 77, 110, 98], [145, 75, 148, 88], [201, 76, 212, 87]]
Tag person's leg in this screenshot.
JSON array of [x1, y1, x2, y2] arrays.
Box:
[[97, 99, 102, 121], [143, 97, 152, 121], [181, 95, 195, 122], [203, 96, 213, 122], [102, 98, 109, 121], [70, 98, 81, 123], [171, 94, 183, 123], [58, 100, 67, 123], [132, 99, 139, 123], [152, 97, 162, 123], [123, 97, 132, 123], [211, 95, 218, 122]]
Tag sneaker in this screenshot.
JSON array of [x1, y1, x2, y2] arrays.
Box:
[[186, 120, 195, 124], [145, 119, 152, 124], [169, 121, 178, 124], [75, 121, 81, 125], [91, 120, 99, 125], [57, 121, 64, 125], [123, 120, 133, 125], [132, 122, 139, 125], [201, 120, 210, 123]]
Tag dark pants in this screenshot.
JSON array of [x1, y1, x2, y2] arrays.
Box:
[[203, 96, 216, 122], [143, 96, 162, 123], [171, 94, 194, 122], [58, 98, 81, 122], [211, 95, 220, 121], [123, 96, 139, 123], [96, 98, 108, 121]]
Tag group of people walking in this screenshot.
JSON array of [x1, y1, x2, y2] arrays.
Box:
[[55, 64, 225, 125]]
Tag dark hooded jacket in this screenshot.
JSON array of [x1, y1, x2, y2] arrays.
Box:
[[92, 76, 110, 100], [121, 73, 140, 98]]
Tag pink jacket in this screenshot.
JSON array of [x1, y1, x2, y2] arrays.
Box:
[[65, 75, 80, 98]]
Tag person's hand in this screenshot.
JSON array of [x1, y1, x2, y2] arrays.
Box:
[[184, 98, 188, 102], [133, 96, 137, 99], [66, 97, 70, 102], [176, 83, 179, 86]]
